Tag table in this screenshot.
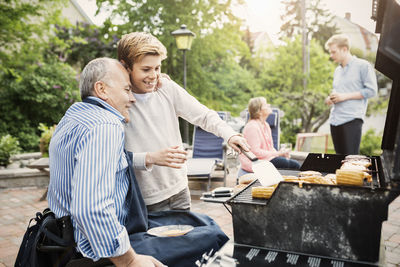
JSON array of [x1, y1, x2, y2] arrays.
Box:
[[27, 157, 49, 200]]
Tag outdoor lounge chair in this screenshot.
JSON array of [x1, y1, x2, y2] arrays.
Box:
[[186, 116, 228, 192]]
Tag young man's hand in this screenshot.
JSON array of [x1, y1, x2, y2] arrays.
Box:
[[146, 145, 187, 168], [228, 134, 250, 153]]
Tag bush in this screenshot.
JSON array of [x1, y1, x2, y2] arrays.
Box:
[[38, 123, 56, 157], [0, 134, 21, 166], [360, 129, 382, 156], [0, 59, 79, 151]]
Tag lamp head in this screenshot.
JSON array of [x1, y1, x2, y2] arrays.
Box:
[[171, 24, 195, 50]]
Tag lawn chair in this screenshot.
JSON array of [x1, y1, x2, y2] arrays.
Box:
[[186, 116, 228, 192]]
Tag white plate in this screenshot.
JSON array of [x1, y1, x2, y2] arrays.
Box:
[[147, 225, 194, 237]]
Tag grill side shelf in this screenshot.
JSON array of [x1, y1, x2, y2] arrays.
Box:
[[228, 180, 269, 205]]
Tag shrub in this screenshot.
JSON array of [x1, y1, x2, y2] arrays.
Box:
[[360, 129, 382, 156], [38, 123, 56, 157], [0, 59, 79, 151], [0, 134, 21, 166]]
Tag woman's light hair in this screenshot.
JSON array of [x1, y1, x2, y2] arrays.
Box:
[[117, 32, 167, 69], [79, 57, 119, 99], [248, 97, 267, 120], [325, 34, 351, 50]]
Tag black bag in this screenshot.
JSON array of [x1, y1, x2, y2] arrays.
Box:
[[15, 208, 76, 267]]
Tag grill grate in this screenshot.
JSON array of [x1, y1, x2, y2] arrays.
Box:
[[230, 180, 269, 205]]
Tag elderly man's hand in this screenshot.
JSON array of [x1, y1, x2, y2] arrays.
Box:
[[228, 134, 250, 153], [156, 73, 171, 89], [111, 248, 167, 267], [146, 145, 187, 168]]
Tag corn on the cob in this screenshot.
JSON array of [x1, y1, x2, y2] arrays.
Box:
[[336, 169, 365, 186], [251, 186, 276, 199]]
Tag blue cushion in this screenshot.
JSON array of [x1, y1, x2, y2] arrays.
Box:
[[192, 127, 224, 159], [266, 111, 278, 128]]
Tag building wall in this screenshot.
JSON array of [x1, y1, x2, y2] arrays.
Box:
[[333, 15, 379, 56], [62, 0, 93, 25]]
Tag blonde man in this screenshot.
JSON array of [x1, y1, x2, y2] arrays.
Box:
[[118, 32, 249, 211], [324, 34, 377, 155]]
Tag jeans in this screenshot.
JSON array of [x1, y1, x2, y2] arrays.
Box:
[[270, 156, 301, 170]]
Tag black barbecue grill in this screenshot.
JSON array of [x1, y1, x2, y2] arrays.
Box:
[[204, 0, 400, 266], [227, 162, 391, 264]]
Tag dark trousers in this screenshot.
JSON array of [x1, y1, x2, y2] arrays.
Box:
[[330, 119, 363, 155], [270, 156, 301, 170]]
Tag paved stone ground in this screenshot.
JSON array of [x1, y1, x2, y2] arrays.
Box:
[[0, 187, 48, 267]]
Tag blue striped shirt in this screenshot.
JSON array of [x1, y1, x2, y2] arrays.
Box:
[[329, 56, 377, 126], [47, 97, 146, 260]]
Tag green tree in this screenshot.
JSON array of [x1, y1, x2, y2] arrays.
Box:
[[280, 0, 338, 47], [0, 0, 80, 151], [257, 36, 335, 143], [0, 58, 79, 151], [50, 22, 119, 70], [0, 0, 65, 64]]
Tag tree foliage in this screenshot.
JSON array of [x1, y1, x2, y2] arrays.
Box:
[[0, 58, 79, 151], [0, 0, 64, 64], [360, 129, 382, 156], [256, 36, 335, 143], [280, 0, 338, 47], [50, 22, 119, 70], [0, 0, 80, 151]]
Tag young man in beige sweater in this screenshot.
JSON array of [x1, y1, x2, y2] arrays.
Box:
[[118, 32, 249, 211]]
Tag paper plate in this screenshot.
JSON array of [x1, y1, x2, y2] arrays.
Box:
[[147, 225, 194, 237]]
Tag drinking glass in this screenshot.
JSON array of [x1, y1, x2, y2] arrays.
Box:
[[280, 143, 292, 151]]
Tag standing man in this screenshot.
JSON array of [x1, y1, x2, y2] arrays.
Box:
[[118, 32, 250, 212], [325, 34, 377, 155]]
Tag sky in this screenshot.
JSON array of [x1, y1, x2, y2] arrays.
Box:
[[77, 0, 376, 43]]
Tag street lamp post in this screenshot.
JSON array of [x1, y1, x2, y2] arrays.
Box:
[[172, 24, 195, 145]]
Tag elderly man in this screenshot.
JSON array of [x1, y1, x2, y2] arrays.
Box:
[[48, 57, 228, 266]]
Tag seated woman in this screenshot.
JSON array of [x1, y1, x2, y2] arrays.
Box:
[[238, 97, 300, 177]]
